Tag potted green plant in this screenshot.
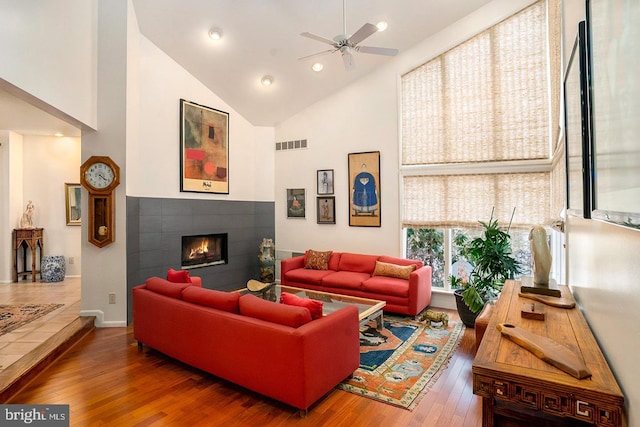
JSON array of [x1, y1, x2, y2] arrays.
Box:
[[452, 209, 522, 327]]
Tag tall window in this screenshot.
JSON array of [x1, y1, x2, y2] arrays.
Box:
[[401, 1, 562, 289]]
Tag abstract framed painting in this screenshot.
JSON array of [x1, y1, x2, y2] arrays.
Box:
[[317, 196, 336, 224], [348, 151, 381, 227], [180, 99, 229, 194], [286, 188, 306, 218]]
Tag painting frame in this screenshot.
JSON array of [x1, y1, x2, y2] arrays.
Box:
[[180, 99, 229, 194], [286, 188, 306, 219], [65, 183, 82, 226], [348, 151, 381, 227], [564, 21, 593, 219], [317, 169, 334, 195], [317, 196, 336, 224]]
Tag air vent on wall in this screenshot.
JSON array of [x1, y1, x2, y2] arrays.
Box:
[[275, 139, 308, 151]]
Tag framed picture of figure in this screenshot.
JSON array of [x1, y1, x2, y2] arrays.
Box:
[[286, 188, 306, 218], [317, 196, 336, 224], [317, 169, 334, 195], [348, 151, 381, 227]]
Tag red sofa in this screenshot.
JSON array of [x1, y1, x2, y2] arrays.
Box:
[[133, 277, 360, 412], [281, 251, 432, 316]]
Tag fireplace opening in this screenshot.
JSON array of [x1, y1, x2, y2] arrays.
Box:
[[181, 233, 228, 269]]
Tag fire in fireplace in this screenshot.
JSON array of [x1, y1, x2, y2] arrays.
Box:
[[181, 233, 228, 269]]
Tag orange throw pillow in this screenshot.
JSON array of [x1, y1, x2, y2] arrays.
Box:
[[372, 261, 416, 280], [305, 250, 333, 270]]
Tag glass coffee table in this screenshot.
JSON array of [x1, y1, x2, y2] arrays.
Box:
[[237, 284, 386, 329]]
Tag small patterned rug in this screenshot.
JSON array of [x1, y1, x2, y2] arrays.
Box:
[[338, 314, 465, 410], [0, 304, 64, 336]]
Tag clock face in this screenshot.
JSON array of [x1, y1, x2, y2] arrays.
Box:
[[84, 162, 115, 189]]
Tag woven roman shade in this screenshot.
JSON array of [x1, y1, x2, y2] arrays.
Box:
[[401, 1, 562, 229]]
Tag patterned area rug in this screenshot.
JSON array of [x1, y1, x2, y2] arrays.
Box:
[[0, 304, 64, 336], [338, 314, 465, 410]]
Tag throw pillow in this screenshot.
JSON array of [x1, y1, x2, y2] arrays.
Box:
[[182, 286, 240, 313], [280, 292, 323, 320], [167, 268, 192, 283], [239, 294, 312, 328], [372, 261, 416, 280], [305, 249, 333, 270]]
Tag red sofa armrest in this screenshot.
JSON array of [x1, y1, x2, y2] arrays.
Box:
[[280, 255, 305, 283], [407, 265, 432, 316]]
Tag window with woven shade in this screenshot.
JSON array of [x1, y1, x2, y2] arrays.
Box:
[[401, 0, 562, 230]]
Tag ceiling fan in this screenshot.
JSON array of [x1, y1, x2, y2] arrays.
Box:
[[298, 0, 399, 71]]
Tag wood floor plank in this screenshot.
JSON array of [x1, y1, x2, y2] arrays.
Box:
[[10, 308, 483, 426]]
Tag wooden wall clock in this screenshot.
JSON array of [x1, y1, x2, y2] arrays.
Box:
[[80, 156, 120, 248]]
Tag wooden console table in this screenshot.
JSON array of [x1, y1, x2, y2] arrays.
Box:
[[473, 280, 625, 427], [12, 228, 44, 282]]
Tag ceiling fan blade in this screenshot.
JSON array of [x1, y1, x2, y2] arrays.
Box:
[[297, 49, 337, 61], [300, 32, 337, 46], [342, 51, 356, 71], [356, 46, 399, 56], [347, 23, 378, 46]]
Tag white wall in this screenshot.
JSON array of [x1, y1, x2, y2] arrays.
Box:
[[0, 131, 24, 282], [21, 136, 82, 277], [274, 0, 535, 257], [563, 1, 640, 426], [0, 0, 97, 129], [130, 36, 275, 201]]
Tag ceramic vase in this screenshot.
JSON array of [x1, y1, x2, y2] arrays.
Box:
[[258, 238, 275, 283], [41, 255, 66, 282]]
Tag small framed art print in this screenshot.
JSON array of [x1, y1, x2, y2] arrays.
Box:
[[317, 197, 336, 224], [286, 188, 306, 218], [317, 169, 334, 195]]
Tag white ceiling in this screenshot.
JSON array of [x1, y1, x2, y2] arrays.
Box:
[[1, 0, 493, 136]]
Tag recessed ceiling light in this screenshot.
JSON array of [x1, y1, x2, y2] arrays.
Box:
[[261, 75, 274, 86], [376, 21, 388, 32], [54, 132, 64, 137], [208, 28, 223, 40], [311, 63, 324, 72]]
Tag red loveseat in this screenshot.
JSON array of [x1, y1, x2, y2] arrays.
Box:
[[133, 277, 360, 412], [281, 251, 432, 316]]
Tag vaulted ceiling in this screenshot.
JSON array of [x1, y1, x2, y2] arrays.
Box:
[[0, 0, 493, 136]]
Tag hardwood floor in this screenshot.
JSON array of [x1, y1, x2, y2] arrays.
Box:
[[9, 306, 483, 426]]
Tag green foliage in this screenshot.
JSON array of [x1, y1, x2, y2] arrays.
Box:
[[406, 228, 444, 287], [456, 208, 522, 314]]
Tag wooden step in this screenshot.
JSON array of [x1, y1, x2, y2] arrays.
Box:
[[0, 316, 95, 403]]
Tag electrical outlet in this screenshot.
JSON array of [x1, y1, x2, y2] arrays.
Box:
[[68, 257, 75, 264], [108, 293, 116, 304]]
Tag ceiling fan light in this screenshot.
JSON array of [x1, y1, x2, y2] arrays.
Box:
[[311, 63, 324, 72], [376, 21, 388, 32], [261, 75, 274, 86], [208, 28, 223, 40]]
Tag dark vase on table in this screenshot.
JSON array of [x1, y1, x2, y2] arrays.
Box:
[[454, 289, 479, 328]]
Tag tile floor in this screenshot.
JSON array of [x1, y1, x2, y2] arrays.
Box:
[[0, 277, 81, 381]]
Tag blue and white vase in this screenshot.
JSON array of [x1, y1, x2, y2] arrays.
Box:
[[41, 255, 66, 282]]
